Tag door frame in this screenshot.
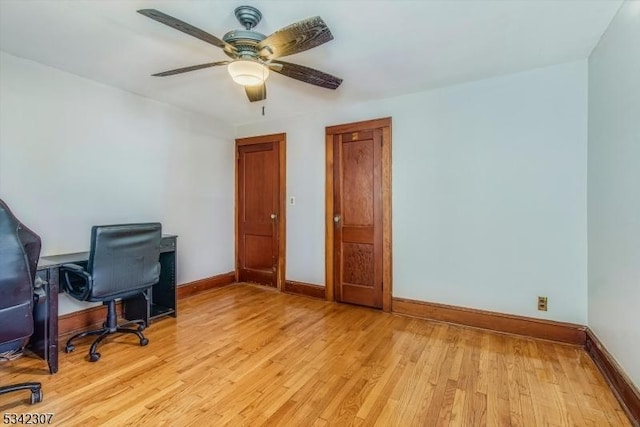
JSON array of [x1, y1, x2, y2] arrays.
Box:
[[235, 133, 287, 291], [325, 118, 392, 311]]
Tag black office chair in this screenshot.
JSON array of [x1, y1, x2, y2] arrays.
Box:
[[61, 223, 161, 362], [0, 199, 43, 404]]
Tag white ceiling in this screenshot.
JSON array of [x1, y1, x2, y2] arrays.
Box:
[[0, 0, 622, 126]]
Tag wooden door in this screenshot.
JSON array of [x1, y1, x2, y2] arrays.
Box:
[[330, 120, 391, 309], [236, 134, 286, 288]]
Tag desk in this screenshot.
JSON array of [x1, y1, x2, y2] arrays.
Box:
[[31, 234, 177, 374]]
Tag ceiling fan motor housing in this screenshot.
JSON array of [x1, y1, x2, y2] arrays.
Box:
[[223, 29, 266, 59]]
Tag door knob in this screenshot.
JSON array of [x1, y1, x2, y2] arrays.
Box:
[[334, 214, 341, 223], [271, 213, 278, 220]]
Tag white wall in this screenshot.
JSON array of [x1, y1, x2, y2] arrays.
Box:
[[587, 1, 640, 388], [0, 52, 592, 325], [237, 60, 589, 324], [0, 52, 235, 314]]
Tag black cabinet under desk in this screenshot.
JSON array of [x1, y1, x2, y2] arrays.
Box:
[[33, 234, 177, 374], [121, 235, 177, 324]]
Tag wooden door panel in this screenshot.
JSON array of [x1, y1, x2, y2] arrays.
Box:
[[243, 222, 272, 235], [243, 149, 274, 222], [341, 286, 377, 308], [342, 242, 374, 286], [342, 139, 374, 226], [241, 268, 273, 285], [244, 235, 273, 269], [341, 227, 374, 243]]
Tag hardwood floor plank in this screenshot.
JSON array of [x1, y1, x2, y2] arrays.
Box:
[[0, 284, 632, 426], [449, 387, 467, 426]]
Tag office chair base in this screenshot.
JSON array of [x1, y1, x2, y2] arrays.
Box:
[[0, 382, 43, 404], [64, 300, 149, 362], [65, 324, 149, 362]]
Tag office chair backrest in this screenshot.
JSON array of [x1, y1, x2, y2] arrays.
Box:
[[0, 199, 41, 350], [87, 223, 162, 301]]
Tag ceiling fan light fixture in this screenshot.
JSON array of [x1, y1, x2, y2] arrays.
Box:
[[227, 60, 269, 86]]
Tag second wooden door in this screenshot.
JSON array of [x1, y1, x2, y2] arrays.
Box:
[[236, 134, 285, 288], [333, 127, 384, 308]]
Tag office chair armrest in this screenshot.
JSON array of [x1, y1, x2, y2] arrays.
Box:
[[60, 263, 93, 301], [61, 263, 84, 272]]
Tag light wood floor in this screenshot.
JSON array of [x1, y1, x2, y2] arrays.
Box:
[[1, 284, 631, 426]]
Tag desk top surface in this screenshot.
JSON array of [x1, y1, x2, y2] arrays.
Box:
[[37, 234, 177, 269], [38, 252, 89, 268]]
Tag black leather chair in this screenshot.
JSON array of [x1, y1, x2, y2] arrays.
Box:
[[61, 223, 161, 362], [0, 199, 43, 404]]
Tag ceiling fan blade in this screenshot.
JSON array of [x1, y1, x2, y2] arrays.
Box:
[[137, 9, 236, 54], [151, 61, 229, 77], [245, 84, 267, 102], [271, 60, 342, 90], [258, 16, 333, 60]]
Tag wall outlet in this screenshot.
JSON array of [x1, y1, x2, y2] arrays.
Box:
[[537, 296, 548, 311], [289, 196, 295, 206]]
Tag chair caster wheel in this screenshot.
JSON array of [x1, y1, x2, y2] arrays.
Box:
[[89, 353, 101, 362], [140, 338, 149, 346], [137, 324, 146, 332], [30, 389, 43, 404], [65, 344, 75, 353]]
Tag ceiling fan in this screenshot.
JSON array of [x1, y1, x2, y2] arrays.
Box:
[[137, 6, 343, 102]]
